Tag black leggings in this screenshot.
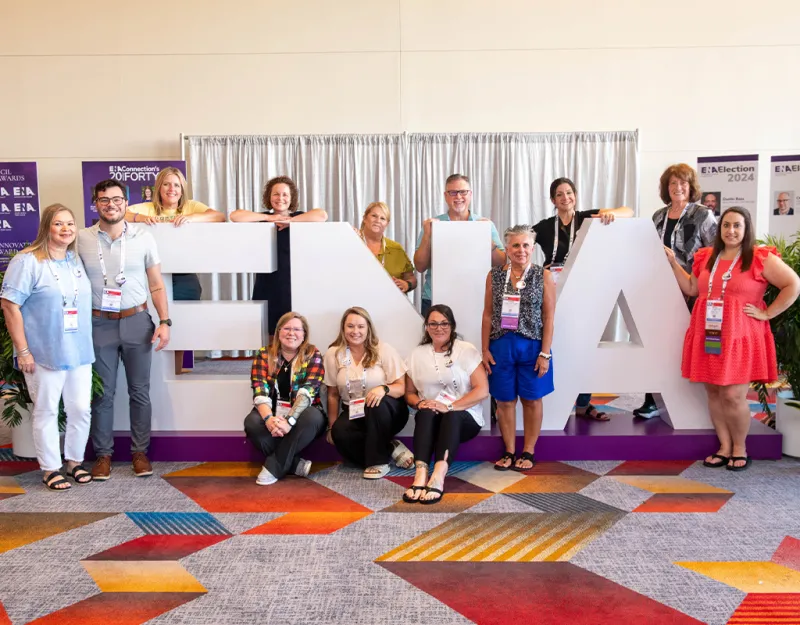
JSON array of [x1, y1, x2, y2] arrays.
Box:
[[331, 396, 409, 467], [413, 408, 481, 464]]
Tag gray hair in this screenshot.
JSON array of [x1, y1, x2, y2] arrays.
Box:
[[503, 224, 536, 245]]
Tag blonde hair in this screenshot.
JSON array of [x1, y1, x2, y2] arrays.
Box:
[[152, 167, 188, 216], [329, 306, 381, 369], [269, 312, 316, 376], [360, 202, 391, 233], [21, 204, 78, 262]]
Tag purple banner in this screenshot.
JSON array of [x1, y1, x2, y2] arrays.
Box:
[[81, 160, 186, 226], [0, 162, 41, 270]]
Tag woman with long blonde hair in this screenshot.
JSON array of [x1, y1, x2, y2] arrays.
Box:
[[243, 311, 327, 485], [323, 307, 412, 479], [1, 204, 95, 490], [359, 201, 416, 293]]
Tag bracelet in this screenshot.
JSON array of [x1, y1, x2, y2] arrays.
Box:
[[538, 351, 552, 360], [17, 347, 31, 356]]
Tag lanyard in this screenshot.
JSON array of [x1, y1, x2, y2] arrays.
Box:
[[660, 204, 690, 249], [707, 248, 742, 301], [343, 347, 368, 399], [360, 231, 386, 267], [96, 224, 127, 287], [552, 214, 576, 265], [431, 346, 459, 395], [504, 263, 531, 293], [46, 256, 80, 308]]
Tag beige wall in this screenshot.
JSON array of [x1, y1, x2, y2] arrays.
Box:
[[1, 0, 798, 227]]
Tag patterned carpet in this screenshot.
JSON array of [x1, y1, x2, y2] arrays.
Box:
[[1, 450, 799, 625]]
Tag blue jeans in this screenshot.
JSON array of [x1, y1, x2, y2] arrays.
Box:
[[576, 393, 592, 409], [421, 299, 432, 317]]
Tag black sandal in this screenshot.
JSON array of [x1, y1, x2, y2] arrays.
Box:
[[420, 487, 444, 505], [402, 486, 426, 504], [66, 464, 93, 484], [702, 454, 730, 468], [578, 405, 610, 422], [43, 470, 71, 491], [494, 451, 516, 472], [512, 452, 536, 472], [726, 456, 752, 472]]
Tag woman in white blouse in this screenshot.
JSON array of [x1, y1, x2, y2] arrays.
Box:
[[404, 304, 489, 504], [324, 306, 413, 479]]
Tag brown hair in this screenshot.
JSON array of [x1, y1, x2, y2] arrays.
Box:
[[329, 306, 381, 369], [706, 207, 755, 272], [262, 176, 299, 212], [360, 201, 391, 233], [445, 173, 470, 187], [152, 167, 188, 216], [21, 204, 78, 262], [269, 312, 316, 376], [658, 163, 701, 205]]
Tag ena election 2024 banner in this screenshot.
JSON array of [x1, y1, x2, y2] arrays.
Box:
[[696, 155, 758, 229], [0, 162, 41, 270], [81, 160, 186, 225], [769, 155, 800, 240]]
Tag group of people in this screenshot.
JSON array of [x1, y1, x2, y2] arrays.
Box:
[[2, 162, 798, 493]]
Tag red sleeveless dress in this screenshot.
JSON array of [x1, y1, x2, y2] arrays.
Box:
[[681, 246, 779, 385]]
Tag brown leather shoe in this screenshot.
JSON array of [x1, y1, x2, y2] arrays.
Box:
[[132, 452, 153, 477], [92, 455, 112, 481]]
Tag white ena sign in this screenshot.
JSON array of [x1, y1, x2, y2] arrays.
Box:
[[111, 219, 710, 434]]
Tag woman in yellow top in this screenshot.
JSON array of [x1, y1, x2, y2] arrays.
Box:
[[360, 202, 416, 293]]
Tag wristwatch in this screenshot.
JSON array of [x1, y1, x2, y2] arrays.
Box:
[[444, 400, 454, 412], [381, 385, 390, 395], [287, 415, 297, 427], [538, 351, 552, 360], [159, 318, 172, 326]]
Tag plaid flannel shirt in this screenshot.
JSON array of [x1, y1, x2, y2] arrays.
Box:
[[250, 347, 324, 408]]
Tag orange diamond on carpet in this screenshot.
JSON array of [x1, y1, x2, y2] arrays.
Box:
[[382, 493, 492, 513], [82, 560, 207, 593], [244, 511, 372, 534], [0, 513, 117, 554], [163, 462, 262, 478], [85, 535, 231, 561], [726, 593, 800, 624], [501, 473, 598, 494], [633, 493, 733, 513], [607, 460, 695, 476]]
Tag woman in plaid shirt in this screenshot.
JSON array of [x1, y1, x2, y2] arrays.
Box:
[[243, 312, 326, 485]]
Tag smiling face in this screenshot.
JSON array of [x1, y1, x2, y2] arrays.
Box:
[[777, 192, 791, 214], [506, 233, 534, 267], [270, 183, 292, 214], [552, 183, 576, 214], [721, 211, 746, 248], [444, 179, 472, 214], [668, 175, 690, 205], [143, 187, 153, 201], [278, 316, 306, 352], [49, 210, 77, 249], [426, 310, 451, 346], [364, 206, 388, 236], [703, 193, 717, 212], [95, 185, 127, 225], [344, 313, 369, 347], [159, 174, 183, 207]]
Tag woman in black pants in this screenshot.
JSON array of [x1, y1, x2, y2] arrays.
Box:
[[404, 305, 490, 504], [243, 312, 326, 485], [324, 307, 412, 479]]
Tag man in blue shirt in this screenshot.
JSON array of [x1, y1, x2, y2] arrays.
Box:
[[414, 174, 506, 316]]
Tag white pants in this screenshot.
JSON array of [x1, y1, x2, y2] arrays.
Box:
[[23, 364, 93, 472]]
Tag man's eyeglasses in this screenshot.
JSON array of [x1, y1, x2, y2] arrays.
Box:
[[426, 322, 451, 329], [96, 197, 126, 207], [445, 190, 470, 198]]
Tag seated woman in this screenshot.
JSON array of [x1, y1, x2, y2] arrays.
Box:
[[404, 305, 489, 504], [359, 201, 416, 293], [324, 306, 412, 479], [230, 176, 328, 336], [243, 312, 327, 485], [482, 225, 555, 471]]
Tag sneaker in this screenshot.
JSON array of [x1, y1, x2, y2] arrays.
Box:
[[256, 466, 278, 485], [294, 458, 312, 478], [91, 455, 112, 481], [131, 452, 153, 477], [633, 402, 661, 419]]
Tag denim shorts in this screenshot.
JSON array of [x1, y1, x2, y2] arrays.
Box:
[[488, 332, 554, 402]]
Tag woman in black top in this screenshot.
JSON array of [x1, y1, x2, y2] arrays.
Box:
[[531, 177, 633, 422], [230, 176, 327, 335]]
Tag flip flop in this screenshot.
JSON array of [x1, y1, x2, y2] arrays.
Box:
[[494, 451, 516, 471], [578, 405, 610, 422], [402, 485, 426, 504], [726, 456, 752, 472], [702, 454, 730, 468], [419, 486, 444, 505], [512, 451, 536, 472]]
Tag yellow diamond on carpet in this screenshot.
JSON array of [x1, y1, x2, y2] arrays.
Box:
[[456, 463, 528, 493], [0, 513, 116, 554], [675, 561, 800, 593], [82, 561, 207, 593], [611, 476, 731, 494], [0, 477, 25, 494], [162, 462, 262, 478]]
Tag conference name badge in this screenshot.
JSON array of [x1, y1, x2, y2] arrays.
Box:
[[550, 265, 564, 285], [435, 390, 457, 405], [100, 287, 122, 313], [275, 400, 291, 419], [349, 398, 366, 420], [501, 294, 521, 330], [63, 307, 78, 333], [704, 299, 724, 355]]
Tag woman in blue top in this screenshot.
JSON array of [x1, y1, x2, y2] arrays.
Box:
[[1, 204, 95, 490]]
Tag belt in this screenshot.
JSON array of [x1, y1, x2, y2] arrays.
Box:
[[92, 303, 148, 320]]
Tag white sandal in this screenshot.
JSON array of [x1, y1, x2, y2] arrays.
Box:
[[390, 440, 414, 469], [363, 464, 390, 480]]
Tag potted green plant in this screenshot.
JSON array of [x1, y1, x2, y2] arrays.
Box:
[[756, 232, 800, 456], [0, 269, 104, 458]]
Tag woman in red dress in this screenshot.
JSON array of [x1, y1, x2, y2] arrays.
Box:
[[666, 207, 800, 471]]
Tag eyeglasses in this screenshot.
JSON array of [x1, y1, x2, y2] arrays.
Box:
[[446, 190, 471, 198], [426, 322, 451, 329], [96, 197, 126, 207], [281, 327, 304, 335]]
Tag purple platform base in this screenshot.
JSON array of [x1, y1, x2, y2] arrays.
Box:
[[94, 414, 782, 463]]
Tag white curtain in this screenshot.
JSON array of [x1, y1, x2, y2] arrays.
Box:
[[187, 131, 638, 354]]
